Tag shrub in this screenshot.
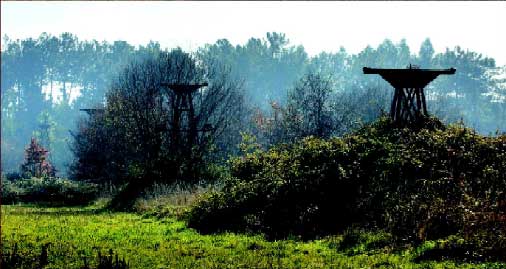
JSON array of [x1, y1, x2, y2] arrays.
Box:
[[1, 177, 99, 206], [188, 116, 506, 242], [189, 135, 361, 239]]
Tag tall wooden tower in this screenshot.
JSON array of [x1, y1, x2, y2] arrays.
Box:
[[363, 65, 455, 125], [160, 83, 209, 156]]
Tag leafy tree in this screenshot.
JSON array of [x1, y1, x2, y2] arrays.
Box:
[[71, 49, 243, 209], [286, 72, 335, 140], [418, 38, 435, 68], [20, 138, 56, 178]]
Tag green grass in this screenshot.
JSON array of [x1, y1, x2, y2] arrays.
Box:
[[2, 205, 505, 269]]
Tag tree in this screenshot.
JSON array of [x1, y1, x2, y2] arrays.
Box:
[[418, 38, 435, 68], [71, 49, 243, 209], [285, 73, 335, 140], [20, 138, 56, 178]]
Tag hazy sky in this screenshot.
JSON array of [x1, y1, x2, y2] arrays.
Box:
[[2, 1, 506, 66]]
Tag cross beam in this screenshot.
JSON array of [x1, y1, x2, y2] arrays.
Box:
[[79, 108, 105, 116], [160, 83, 208, 94]]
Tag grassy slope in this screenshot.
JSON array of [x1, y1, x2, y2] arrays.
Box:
[[2, 205, 504, 269]]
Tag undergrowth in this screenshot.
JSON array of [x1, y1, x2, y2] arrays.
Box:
[[188, 116, 506, 260]]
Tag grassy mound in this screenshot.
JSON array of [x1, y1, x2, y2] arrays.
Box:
[[188, 117, 506, 251]]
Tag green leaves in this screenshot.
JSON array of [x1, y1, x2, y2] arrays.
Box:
[[190, 117, 506, 243]]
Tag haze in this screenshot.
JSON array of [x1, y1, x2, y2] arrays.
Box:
[[2, 1, 506, 66]]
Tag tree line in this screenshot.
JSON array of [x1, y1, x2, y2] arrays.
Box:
[[1, 32, 505, 176]]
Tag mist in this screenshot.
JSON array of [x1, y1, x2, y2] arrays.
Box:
[[1, 32, 505, 176]]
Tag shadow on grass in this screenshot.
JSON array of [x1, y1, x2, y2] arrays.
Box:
[[2, 243, 129, 269], [414, 247, 506, 264]]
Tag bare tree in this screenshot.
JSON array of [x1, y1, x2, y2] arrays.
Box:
[[285, 73, 335, 140], [71, 49, 243, 209]]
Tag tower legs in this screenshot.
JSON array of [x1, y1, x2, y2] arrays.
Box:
[[391, 87, 428, 124]]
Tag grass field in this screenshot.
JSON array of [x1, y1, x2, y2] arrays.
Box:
[[1, 204, 505, 269]]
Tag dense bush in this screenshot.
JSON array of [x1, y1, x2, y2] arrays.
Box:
[[188, 117, 506, 243], [1, 177, 99, 206], [189, 137, 360, 239]]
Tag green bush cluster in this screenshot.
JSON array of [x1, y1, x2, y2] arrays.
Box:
[[188, 117, 506, 246], [189, 137, 359, 239], [1, 177, 99, 206]]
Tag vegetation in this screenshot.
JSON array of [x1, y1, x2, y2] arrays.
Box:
[[3, 205, 506, 269], [1, 31, 506, 268], [2, 33, 505, 176], [69, 49, 242, 209], [189, 117, 506, 258], [20, 138, 56, 178], [1, 177, 99, 206]]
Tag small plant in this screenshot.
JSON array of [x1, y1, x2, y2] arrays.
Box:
[[96, 249, 129, 269], [20, 137, 56, 178], [80, 249, 128, 269], [1, 243, 22, 269]]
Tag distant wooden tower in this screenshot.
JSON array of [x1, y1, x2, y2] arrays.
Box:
[[79, 108, 105, 116], [363, 65, 455, 125], [38, 114, 53, 163], [160, 83, 209, 154]]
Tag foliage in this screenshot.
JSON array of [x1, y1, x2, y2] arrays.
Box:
[[69, 109, 124, 184], [188, 133, 360, 239], [331, 228, 394, 256], [1, 33, 142, 175], [1, 177, 99, 206], [3, 205, 504, 269], [132, 182, 219, 219], [250, 71, 392, 147], [415, 233, 506, 263], [3, 33, 505, 177], [69, 49, 243, 210], [20, 138, 56, 178], [286, 72, 335, 139], [188, 117, 506, 246], [92, 249, 129, 269]]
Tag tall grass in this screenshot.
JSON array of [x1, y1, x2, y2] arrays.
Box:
[[133, 181, 221, 218]]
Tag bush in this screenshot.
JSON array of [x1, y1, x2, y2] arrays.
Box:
[[188, 117, 506, 242], [415, 231, 506, 263], [1, 177, 99, 206], [4, 172, 22, 181], [189, 134, 361, 239]]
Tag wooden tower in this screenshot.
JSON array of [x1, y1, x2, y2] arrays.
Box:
[[363, 65, 455, 125], [160, 83, 208, 154]]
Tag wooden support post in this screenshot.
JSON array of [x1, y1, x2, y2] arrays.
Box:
[[391, 89, 398, 120], [415, 88, 422, 116], [421, 89, 428, 116], [395, 88, 403, 123]]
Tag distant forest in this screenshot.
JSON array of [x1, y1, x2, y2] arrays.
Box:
[[2, 32, 505, 176]]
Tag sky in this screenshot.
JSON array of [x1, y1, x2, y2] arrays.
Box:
[[2, 1, 506, 66]]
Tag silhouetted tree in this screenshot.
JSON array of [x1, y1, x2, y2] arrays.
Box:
[[71, 49, 243, 209]]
